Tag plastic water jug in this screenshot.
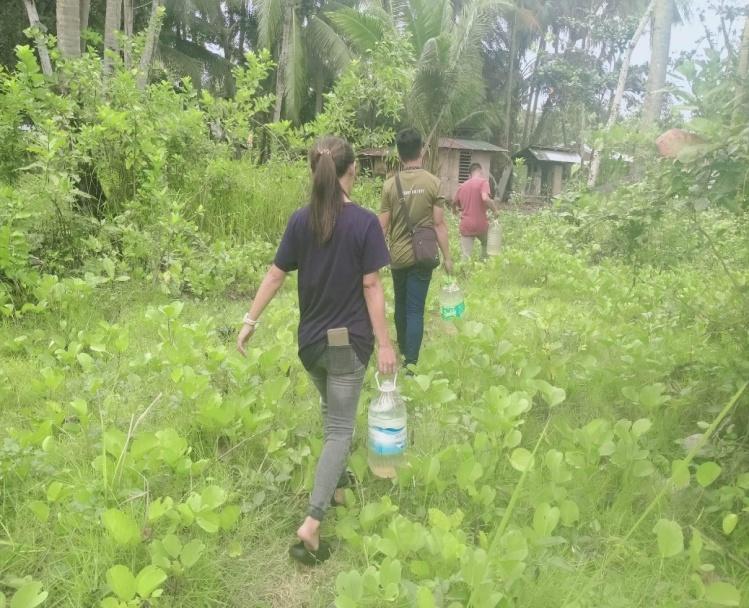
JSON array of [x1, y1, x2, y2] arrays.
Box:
[[487, 221, 502, 256], [368, 373, 407, 479], [440, 283, 465, 320]]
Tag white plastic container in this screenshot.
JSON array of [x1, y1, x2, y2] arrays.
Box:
[[368, 374, 407, 479], [487, 221, 502, 256], [440, 283, 465, 320]]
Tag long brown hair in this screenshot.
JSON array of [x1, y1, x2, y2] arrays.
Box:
[[309, 136, 355, 244]]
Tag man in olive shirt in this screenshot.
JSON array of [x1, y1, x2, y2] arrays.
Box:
[[379, 129, 453, 367]]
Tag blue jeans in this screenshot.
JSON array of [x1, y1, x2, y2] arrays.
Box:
[[391, 266, 433, 366]]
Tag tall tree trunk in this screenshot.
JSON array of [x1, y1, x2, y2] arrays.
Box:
[[237, 0, 247, 63], [79, 0, 90, 52], [641, 0, 673, 129], [137, 0, 164, 90], [588, 0, 656, 188], [503, 9, 518, 150], [738, 14, 749, 81], [522, 42, 546, 149], [525, 85, 541, 148], [56, 0, 81, 58], [103, 0, 122, 74], [23, 0, 54, 75], [273, 0, 294, 122], [123, 0, 134, 67]]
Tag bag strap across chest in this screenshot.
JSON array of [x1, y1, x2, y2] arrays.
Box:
[[394, 173, 416, 236]]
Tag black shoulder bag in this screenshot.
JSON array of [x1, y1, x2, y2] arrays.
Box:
[[394, 173, 440, 270]]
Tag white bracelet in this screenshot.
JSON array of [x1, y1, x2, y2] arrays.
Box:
[[242, 313, 259, 326]]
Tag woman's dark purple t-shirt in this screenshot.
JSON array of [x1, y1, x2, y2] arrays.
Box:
[[274, 203, 390, 368]]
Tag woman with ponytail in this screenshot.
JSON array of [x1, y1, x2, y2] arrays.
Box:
[[237, 136, 396, 565]]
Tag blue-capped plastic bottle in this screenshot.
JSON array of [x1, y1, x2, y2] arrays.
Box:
[[440, 282, 465, 320], [368, 374, 407, 479]]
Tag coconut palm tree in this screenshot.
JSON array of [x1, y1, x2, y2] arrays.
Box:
[[57, 0, 82, 58], [255, 0, 350, 122], [321, 0, 508, 144], [641, 0, 674, 128]]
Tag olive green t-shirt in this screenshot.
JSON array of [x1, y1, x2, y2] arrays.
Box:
[[380, 168, 445, 269]]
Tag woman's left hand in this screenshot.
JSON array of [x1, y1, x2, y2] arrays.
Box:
[[237, 324, 256, 357]]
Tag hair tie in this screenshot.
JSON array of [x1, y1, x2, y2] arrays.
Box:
[[318, 148, 331, 156]]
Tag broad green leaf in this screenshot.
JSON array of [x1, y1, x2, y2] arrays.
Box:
[[632, 460, 655, 477], [639, 383, 669, 408], [201, 485, 227, 510], [379, 558, 401, 597], [9, 583, 47, 608], [696, 462, 721, 487], [102, 509, 140, 545], [106, 565, 136, 602], [76, 352, 94, 370], [28, 501, 50, 523], [653, 519, 683, 558], [704, 581, 740, 606], [46, 481, 63, 503], [631, 418, 652, 437], [559, 500, 580, 526], [335, 570, 363, 602], [135, 565, 167, 599], [510, 448, 534, 472], [181, 539, 205, 568], [148, 496, 174, 521], [533, 503, 560, 537], [737, 473, 749, 489], [162, 534, 182, 559], [498, 530, 528, 562], [536, 381, 566, 407], [504, 429, 522, 448], [416, 586, 436, 608], [195, 511, 220, 533], [220, 505, 241, 530], [722, 513, 738, 536]]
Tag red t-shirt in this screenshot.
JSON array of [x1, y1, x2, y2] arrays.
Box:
[[455, 176, 491, 236]]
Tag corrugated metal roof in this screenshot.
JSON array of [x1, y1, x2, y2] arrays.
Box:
[[439, 137, 507, 153], [358, 148, 390, 157], [526, 147, 582, 164]]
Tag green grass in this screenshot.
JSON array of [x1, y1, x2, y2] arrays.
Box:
[[1, 211, 747, 607]]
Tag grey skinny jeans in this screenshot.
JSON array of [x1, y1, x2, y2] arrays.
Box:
[[306, 345, 366, 521]]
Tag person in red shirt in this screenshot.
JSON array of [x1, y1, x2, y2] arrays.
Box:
[[453, 163, 499, 260]]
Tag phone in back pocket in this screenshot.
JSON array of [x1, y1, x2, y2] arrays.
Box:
[[327, 327, 349, 346]]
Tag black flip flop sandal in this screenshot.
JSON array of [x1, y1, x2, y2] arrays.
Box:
[[289, 540, 331, 566]]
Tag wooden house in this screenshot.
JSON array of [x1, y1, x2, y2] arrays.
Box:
[[356, 138, 509, 200], [512, 146, 582, 202], [436, 138, 508, 200]]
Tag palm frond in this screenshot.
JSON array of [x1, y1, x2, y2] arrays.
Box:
[[406, 0, 452, 53], [283, 9, 307, 121], [255, 0, 283, 50], [328, 7, 392, 54], [307, 15, 353, 74]]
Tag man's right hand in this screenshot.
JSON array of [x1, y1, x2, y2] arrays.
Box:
[[443, 257, 454, 275], [377, 344, 397, 375]]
